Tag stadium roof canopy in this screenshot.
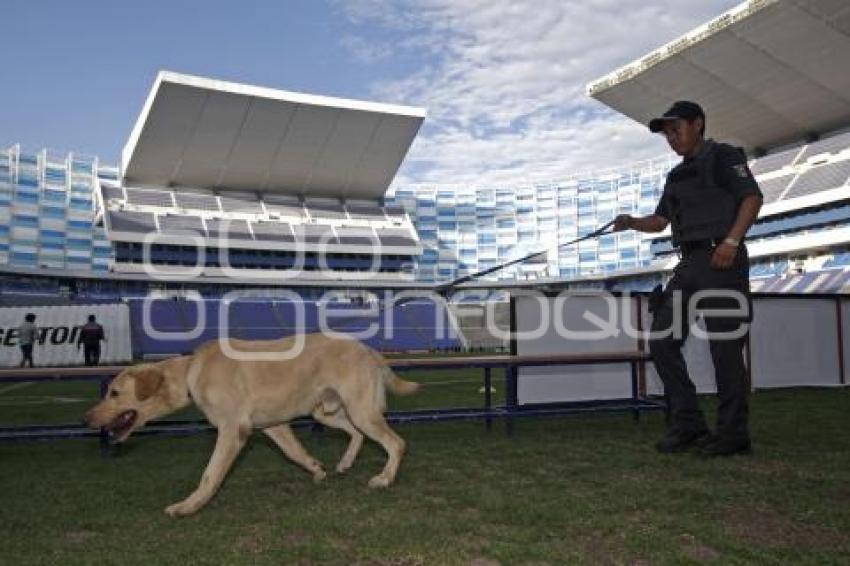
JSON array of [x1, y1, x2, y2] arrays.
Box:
[[587, 0, 850, 154], [121, 71, 426, 198]]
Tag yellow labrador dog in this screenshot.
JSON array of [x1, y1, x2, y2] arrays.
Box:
[[84, 333, 418, 517]]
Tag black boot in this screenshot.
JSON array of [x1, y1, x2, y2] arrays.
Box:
[[655, 429, 711, 453], [698, 436, 752, 457]]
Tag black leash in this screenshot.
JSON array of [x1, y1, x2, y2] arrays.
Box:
[[312, 220, 617, 332], [433, 219, 616, 296]]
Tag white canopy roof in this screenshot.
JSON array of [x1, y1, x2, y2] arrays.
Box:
[[121, 71, 426, 198], [587, 0, 850, 153]]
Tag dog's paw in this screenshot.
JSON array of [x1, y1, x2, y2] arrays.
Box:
[[164, 502, 195, 518], [367, 474, 391, 489], [312, 469, 327, 484], [335, 462, 352, 474]]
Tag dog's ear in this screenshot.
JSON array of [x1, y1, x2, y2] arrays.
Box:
[[134, 368, 164, 402]]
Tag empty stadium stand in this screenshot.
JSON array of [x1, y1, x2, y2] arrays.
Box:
[[126, 297, 462, 356], [126, 187, 174, 208], [754, 174, 793, 203], [173, 189, 220, 212], [219, 190, 263, 214], [101, 179, 424, 280], [749, 145, 803, 177], [107, 210, 157, 233], [784, 159, 850, 200], [306, 198, 348, 220], [795, 129, 850, 163]]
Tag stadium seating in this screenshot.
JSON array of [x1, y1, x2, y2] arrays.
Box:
[[126, 297, 463, 357], [250, 221, 296, 243], [795, 129, 850, 162], [756, 174, 793, 203], [219, 190, 263, 214], [783, 159, 850, 199], [96, 178, 421, 278], [107, 210, 157, 232], [126, 187, 174, 207], [306, 198, 348, 220], [100, 184, 125, 202], [205, 218, 253, 240], [379, 229, 419, 247], [335, 227, 378, 246], [263, 194, 305, 218], [173, 189, 220, 212], [823, 251, 850, 269], [750, 145, 802, 176], [294, 224, 338, 245], [159, 214, 206, 236], [749, 260, 789, 279], [747, 204, 850, 239]]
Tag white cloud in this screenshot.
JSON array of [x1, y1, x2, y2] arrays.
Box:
[[339, 35, 394, 63], [334, 0, 742, 186]]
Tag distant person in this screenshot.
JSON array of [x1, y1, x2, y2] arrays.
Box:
[[18, 313, 38, 368], [78, 314, 107, 366]]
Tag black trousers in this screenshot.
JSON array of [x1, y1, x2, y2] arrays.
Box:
[[649, 245, 751, 441], [19, 344, 34, 368], [83, 344, 101, 367]]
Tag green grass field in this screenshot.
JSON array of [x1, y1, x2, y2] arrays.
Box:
[[0, 372, 848, 565]]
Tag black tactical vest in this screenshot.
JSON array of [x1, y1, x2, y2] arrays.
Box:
[[663, 142, 738, 246]]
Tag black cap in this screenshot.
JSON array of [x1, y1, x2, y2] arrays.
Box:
[[648, 101, 705, 133]]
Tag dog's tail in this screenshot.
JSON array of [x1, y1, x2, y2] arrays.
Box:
[[370, 350, 419, 396], [383, 367, 420, 396]]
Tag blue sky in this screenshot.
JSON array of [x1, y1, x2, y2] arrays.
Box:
[[1, 0, 741, 185]]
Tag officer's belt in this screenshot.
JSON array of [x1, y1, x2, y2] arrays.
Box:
[[678, 238, 724, 255]]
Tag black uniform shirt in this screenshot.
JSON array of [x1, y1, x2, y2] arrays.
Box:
[[78, 322, 105, 347], [654, 139, 763, 221]]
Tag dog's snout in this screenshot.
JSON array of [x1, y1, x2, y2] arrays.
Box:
[[83, 408, 98, 428]]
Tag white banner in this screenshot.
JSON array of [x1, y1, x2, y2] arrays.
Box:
[[0, 304, 133, 368], [514, 293, 640, 404]]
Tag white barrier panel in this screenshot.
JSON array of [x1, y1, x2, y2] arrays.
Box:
[[0, 304, 133, 368], [843, 298, 850, 386], [515, 293, 846, 406], [750, 297, 841, 388], [643, 307, 718, 396], [514, 293, 639, 404]]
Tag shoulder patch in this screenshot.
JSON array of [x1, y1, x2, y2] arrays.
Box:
[[732, 163, 751, 178]]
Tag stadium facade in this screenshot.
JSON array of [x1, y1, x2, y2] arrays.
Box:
[[0, 138, 679, 288], [0, 147, 117, 274], [3, 128, 849, 297], [388, 154, 674, 283]]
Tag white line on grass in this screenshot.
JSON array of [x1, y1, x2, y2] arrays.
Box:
[[419, 377, 506, 386], [0, 395, 95, 406], [0, 382, 35, 395]]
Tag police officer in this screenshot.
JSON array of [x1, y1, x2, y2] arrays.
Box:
[[614, 101, 763, 457]]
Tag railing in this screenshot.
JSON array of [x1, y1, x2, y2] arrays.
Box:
[[0, 350, 659, 453]]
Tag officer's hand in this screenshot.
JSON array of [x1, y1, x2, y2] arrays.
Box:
[[711, 242, 737, 270], [613, 214, 633, 232]]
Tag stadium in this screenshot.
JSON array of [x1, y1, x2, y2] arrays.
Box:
[[0, 0, 848, 563]]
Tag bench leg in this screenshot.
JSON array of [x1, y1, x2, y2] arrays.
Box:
[[484, 367, 492, 432], [505, 365, 517, 437], [98, 378, 111, 457], [631, 361, 640, 422]]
